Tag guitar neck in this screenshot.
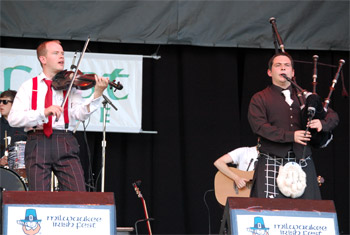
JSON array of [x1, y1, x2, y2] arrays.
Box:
[[140, 197, 152, 235], [133, 183, 153, 235]]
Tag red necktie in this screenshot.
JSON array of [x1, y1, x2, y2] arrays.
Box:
[[43, 79, 53, 137]]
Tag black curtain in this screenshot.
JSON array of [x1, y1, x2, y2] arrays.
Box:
[[1, 37, 349, 234]]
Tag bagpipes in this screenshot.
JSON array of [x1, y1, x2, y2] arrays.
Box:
[[269, 17, 347, 149]]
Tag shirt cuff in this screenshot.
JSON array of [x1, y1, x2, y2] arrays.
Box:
[[83, 95, 102, 113], [286, 131, 295, 142], [39, 108, 48, 124]]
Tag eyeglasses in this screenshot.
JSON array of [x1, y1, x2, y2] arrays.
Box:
[[0, 100, 13, 105]]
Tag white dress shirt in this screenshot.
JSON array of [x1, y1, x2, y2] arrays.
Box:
[[281, 89, 294, 106], [8, 72, 102, 132]]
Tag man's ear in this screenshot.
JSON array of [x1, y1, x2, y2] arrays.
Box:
[[38, 56, 46, 65], [267, 69, 272, 77]]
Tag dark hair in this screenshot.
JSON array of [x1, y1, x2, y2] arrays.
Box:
[[0, 90, 17, 101], [268, 52, 294, 70]]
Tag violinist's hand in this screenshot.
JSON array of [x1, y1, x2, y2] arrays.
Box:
[[294, 130, 311, 146], [307, 119, 323, 132], [44, 105, 63, 119], [93, 76, 109, 99]]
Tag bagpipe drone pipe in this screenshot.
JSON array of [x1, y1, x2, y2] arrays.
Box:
[[270, 17, 347, 149]]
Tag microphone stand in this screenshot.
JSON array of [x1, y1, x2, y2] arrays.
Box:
[[101, 95, 118, 192]]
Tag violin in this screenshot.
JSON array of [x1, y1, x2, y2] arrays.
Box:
[[53, 36, 122, 123], [52, 69, 123, 91]]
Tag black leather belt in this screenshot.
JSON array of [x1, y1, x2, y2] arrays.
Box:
[[27, 129, 71, 134]]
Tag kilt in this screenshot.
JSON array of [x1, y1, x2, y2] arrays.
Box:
[[250, 152, 321, 200]]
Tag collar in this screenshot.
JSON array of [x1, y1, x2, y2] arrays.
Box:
[[38, 72, 49, 82], [271, 84, 292, 93], [1, 116, 8, 123]]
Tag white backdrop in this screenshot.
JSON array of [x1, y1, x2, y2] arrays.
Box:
[[0, 48, 143, 133]]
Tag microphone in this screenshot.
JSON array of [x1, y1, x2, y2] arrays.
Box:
[[269, 17, 285, 52], [70, 51, 78, 70], [312, 55, 319, 94], [102, 94, 118, 111]]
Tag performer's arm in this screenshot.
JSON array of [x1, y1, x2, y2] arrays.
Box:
[[9, 81, 47, 128], [248, 94, 294, 143], [214, 154, 249, 189], [307, 108, 339, 132], [321, 108, 339, 132]]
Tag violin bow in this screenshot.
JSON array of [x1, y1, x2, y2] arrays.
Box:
[[56, 36, 91, 122]]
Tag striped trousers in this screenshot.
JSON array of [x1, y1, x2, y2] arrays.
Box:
[[25, 130, 86, 191]]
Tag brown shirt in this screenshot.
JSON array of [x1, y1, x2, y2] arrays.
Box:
[[248, 84, 338, 158]]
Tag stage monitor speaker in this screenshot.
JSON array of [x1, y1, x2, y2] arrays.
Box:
[[219, 197, 339, 235], [2, 191, 116, 235]]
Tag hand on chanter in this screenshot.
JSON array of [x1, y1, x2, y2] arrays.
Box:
[[307, 119, 323, 132], [294, 130, 311, 146]]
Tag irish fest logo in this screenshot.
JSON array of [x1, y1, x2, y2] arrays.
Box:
[[247, 216, 270, 235], [16, 209, 42, 235]]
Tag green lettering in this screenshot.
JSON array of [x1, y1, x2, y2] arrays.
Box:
[[3, 65, 32, 91], [100, 107, 111, 123]]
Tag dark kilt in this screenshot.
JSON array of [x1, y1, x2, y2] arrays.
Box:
[[250, 153, 321, 200]]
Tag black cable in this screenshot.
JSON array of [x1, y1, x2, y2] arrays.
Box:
[[294, 60, 338, 68], [134, 218, 155, 235], [82, 119, 95, 192], [294, 59, 348, 97], [203, 189, 215, 235], [94, 168, 102, 192]]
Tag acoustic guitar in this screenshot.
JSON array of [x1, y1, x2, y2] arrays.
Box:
[[132, 181, 152, 235], [214, 167, 254, 206], [214, 168, 325, 206]]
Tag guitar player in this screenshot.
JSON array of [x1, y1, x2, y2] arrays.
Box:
[[214, 145, 258, 189]]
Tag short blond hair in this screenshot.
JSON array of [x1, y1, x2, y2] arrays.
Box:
[[36, 40, 61, 65]]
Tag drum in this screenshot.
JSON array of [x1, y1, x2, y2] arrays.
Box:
[[0, 167, 28, 191], [8, 141, 27, 179]]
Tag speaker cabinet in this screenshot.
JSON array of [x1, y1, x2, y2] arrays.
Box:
[[2, 191, 116, 235], [219, 197, 339, 234]]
